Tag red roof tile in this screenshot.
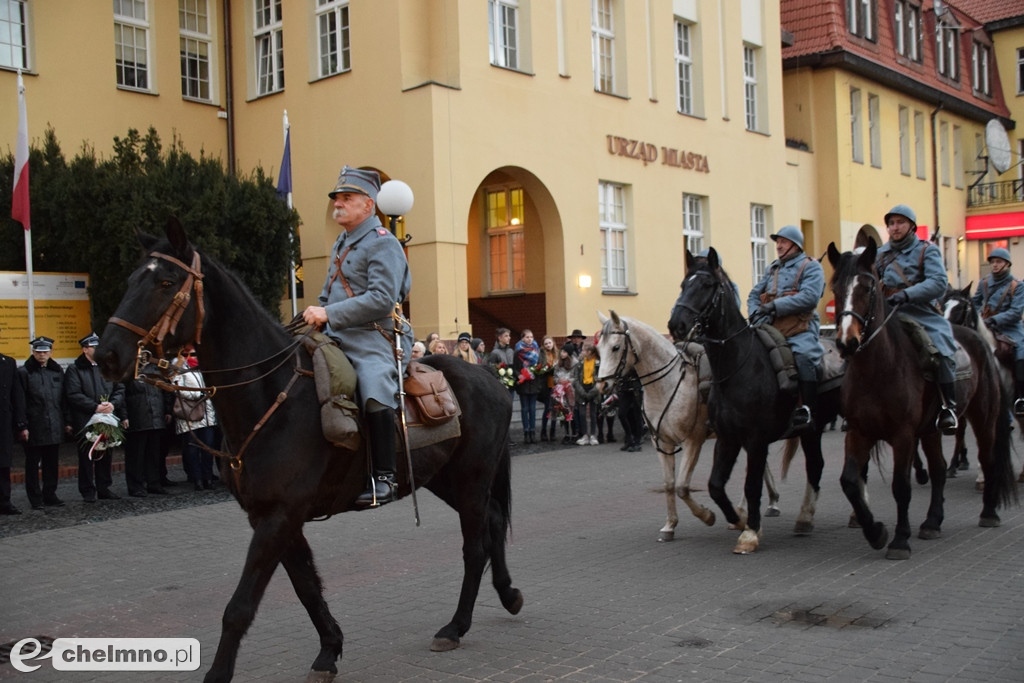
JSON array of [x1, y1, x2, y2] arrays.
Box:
[[948, 0, 1024, 25]]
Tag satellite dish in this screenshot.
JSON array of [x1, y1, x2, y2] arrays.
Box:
[[985, 119, 1012, 175]]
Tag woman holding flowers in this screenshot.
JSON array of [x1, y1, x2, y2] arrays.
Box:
[[536, 336, 558, 441], [513, 329, 543, 443]]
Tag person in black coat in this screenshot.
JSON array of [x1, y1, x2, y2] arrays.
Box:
[[63, 332, 126, 502], [1, 328, 29, 515], [124, 377, 173, 497], [16, 336, 65, 508]]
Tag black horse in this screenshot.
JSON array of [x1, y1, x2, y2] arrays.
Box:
[[667, 248, 840, 554], [96, 220, 523, 683]]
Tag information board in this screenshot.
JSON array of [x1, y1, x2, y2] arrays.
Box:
[[0, 271, 91, 364]]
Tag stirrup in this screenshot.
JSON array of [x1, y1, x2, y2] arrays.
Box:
[[937, 408, 958, 435], [355, 475, 396, 508], [791, 404, 812, 427], [1015, 398, 1024, 417]]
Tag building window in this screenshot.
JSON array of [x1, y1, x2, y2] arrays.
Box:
[[850, 88, 863, 164], [750, 205, 769, 284], [115, 0, 150, 91], [486, 186, 525, 293], [953, 124, 963, 190], [488, 0, 518, 69], [936, 15, 958, 81], [914, 110, 926, 179], [682, 194, 704, 255], [868, 94, 881, 168], [846, 0, 875, 41], [254, 0, 284, 95], [179, 0, 212, 101], [599, 181, 628, 291], [894, 1, 921, 62], [316, 0, 350, 78], [1018, 48, 1024, 94], [592, 0, 615, 94], [972, 41, 991, 96], [743, 45, 758, 131], [899, 106, 910, 176], [675, 19, 693, 115], [939, 120, 950, 187], [0, 0, 28, 70]]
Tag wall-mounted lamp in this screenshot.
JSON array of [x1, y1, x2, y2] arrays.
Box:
[[578, 274, 592, 289], [378, 179, 415, 245]]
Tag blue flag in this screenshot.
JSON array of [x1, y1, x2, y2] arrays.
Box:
[[276, 129, 292, 199]]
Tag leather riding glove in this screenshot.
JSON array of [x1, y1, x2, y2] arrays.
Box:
[[886, 290, 909, 307]]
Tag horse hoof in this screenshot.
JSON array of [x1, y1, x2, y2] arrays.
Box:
[[430, 637, 460, 652], [847, 513, 861, 529], [918, 527, 941, 540], [979, 515, 1001, 528], [945, 467, 958, 479], [765, 506, 781, 518], [868, 523, 888, 550], [915, 470, 929, 486], [793, 521, 814, 536], [732, 529, 760, 554], [658, 530, 675, 542], [885, 547, 911, 560], [306, 670, 337, 683], [503, 589, 524, 615]]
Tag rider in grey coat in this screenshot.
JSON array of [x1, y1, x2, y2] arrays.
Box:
[[876, 204, 959, 434], [748, 225, 825, 432], [971, 247, 1024, 414], [303, 166, 413, 507]]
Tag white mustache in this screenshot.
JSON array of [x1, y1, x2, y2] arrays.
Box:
[[332, 208, 345, 221]]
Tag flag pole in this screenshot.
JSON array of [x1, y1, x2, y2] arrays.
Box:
[[282, 110, 297, 318], [13, 70, 34, 339]]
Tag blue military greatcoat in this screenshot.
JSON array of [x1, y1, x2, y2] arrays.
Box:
[[747, 252, 825, 371], [876, 234, 957, 361], [320, 213, 414, 410], [972, 271, 1024, 360]]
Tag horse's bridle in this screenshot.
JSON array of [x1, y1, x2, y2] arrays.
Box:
[[108, 250, 206, 374], [676, 272, 748, 347], [834, 268, 898, 353]]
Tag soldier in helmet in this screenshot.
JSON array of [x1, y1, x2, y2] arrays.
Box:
[[747, 225, 826, 433], [302, 165, 414, 507], [876, 204, 959, 433], [972, 247, 1024, 415]]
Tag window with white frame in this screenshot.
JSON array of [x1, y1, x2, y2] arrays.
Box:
[[972, 40, 991, 96], [316, 0, 350, 78], [675, 19, 693, 115], [489, 0, 518, 69], [846, 0, 875, 41], [936, 15, 958, 80], [115, 0, 150, 90], [1018, 48, 1024, 94], [743, 45, 758, 131], [939, 120, 950, 187], [899, 106, 910, 176], [179, 0, 212, 101], [953, 124, 963, 189], [868, 94, 881, 168], [682, 194, 704, 255], [0, 0, 28, 70], [254, 0, 284, 95], [894, 1, 921, 61], [750, 205, 769, 284], [599, 181, 628, 291], [850, 88, 863, 163], [592, 0, 615, 94], [486, 186, 525, 293], [914, 110, 926, 179]]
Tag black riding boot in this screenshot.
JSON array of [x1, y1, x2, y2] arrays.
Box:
[[355, 408, 397, 507], [791, 381, 817, 433], [937, 382, 959, 435], [1014, 360, 1024, 417]]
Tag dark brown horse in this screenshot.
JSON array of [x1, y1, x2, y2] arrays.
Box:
[[96, 220, 522, 682], [827, 239, 1016, 560]]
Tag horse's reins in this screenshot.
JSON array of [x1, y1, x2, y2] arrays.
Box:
[[679, 272, 757, 385], [834, 269, 900, 354]]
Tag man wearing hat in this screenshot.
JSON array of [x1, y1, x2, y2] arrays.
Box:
[[876, 204, 959, 433], [17, 336, 66, 509], [0, 327, 28, 514], [302, 165, 413, 508], [567, 329, 587, 357], [971, 247, 1024, 415], [748, 224, 826, 433], [63, 332, 127, 502]]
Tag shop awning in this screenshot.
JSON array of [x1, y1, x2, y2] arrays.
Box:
[[965, 212, 1024, 240]]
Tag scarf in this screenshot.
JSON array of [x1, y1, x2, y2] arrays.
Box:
[[515, 339, 539, 367]]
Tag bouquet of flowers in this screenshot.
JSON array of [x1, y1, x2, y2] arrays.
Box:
[[551, 381, 575, 422], [81, 412, 125, 461], [517, 366, 535, 384], [531, 362, 553, 377], [496, 363, 515, 389]]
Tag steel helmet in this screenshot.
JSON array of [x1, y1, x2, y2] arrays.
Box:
[[884, 204, 917, 226], [988, 247, 1012, 265], [770, 225, 805, 250]]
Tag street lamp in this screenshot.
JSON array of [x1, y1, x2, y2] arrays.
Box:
[[378, 179, 415, 245]]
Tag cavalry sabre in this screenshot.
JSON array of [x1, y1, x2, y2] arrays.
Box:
[[393, 302, 420, 526]]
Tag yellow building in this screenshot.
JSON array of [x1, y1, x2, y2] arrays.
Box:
[[5, 0, 824, 340]]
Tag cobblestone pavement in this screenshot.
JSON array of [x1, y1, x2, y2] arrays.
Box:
[[1, 428, 1022, 682]]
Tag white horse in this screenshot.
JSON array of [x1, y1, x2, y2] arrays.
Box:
[[596, 310, 781, 542]]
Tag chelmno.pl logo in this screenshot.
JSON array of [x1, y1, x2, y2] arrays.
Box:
[[9, 638, 200, 672]]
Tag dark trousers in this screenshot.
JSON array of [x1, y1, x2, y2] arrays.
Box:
[[181, 427, 217, 485], [618, 391, 644, 445], [23, 443, 60, 503], [0, 466, 11, 506], [77, 439, 113, 497], [125, 429, 164, 494]]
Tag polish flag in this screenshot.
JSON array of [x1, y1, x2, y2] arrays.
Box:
[[12, 72, 29, 231]]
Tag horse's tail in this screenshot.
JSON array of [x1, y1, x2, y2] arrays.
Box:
[[992, 384, 1019, 508], [490, 435, 513, 539], [780, 437, 799, 480]]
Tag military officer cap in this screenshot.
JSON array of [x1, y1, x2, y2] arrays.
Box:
[[328, 165, 381, 201], [30, 336, 55, 352], [988, 247, 1012, 265], [884, 204, 917, 226], [770, 225, 805, 251], [79, 332, 100, 347]]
